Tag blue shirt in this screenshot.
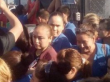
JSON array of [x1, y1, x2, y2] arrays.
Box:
[[63, 22, 76, 45], [14, 74, 31, 82], [18, 15, 28, 25], [52, 33, 71, 52], [73, 43, 110, 77]]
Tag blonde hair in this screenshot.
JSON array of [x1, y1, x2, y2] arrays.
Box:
[[0, 58, 12, 82], [83, 13, 100, 25]]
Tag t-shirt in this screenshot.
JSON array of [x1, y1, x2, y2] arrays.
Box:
[[63, 22, 76, 45], [52, 33, 72, 52], [0, 32, 15, 55], [29, 46, 57, 62], [18, 15, 28, 25]]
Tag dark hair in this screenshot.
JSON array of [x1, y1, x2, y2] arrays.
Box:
[[100, 19, 110, 31], [36, 9, 50, 20], [2, 51, 31, 81], [16, 5, 24, 15], [59, 5, 71, 21], [16, 26, 31, 53], [34, 60, 67, 82], [49, 12, 64, 24], [76, 23, 95, 38]]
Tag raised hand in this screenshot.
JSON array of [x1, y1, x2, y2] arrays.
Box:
[[0, 0, 8, 10]]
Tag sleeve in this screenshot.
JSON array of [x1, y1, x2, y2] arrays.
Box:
[[0, 32, 15, 55]]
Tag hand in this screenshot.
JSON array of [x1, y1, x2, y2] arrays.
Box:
[[0, 0, 8, 10]]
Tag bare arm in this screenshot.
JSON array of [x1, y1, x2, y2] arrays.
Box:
[[0, 0, 23, 42], [27, 0, 39, 19]]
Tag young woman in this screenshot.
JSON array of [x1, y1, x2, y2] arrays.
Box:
[[57, 48, 91, 82], [98, 19, 110, 45], [48, 12, 71, 52], [73, 23, 110, 77], [29, 23, 57, 62]]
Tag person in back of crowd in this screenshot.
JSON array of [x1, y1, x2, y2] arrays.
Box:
[[36, 9, 50, 24], [57, 48, 91, 82], [73, 23, 110, 77], [83, 13, 100, 40], [48, 12, 71, 52], [16, 0, 39, 25], [59, 5, 76, 45], [2, 51, 31, 82], [30, 60, 67, 82], [29, 23, 57, 63], [0, 58, 12, 82], [0, 0, 23, 55], [98, 19, 110, 45], [27, 0, 39, 24]]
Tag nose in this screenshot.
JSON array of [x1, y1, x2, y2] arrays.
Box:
[[80, 43, 84, 48], [53, 26, 57, 31], [36, 38, 39, 43]]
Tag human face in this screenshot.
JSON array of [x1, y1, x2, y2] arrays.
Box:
[[30, 70, 40, 82], [98, 23, 108, 38], [107, 58, 110, 74], [76, 34, 95, 54], [33, 26, 52, 51], [48, 15, 64, 37]]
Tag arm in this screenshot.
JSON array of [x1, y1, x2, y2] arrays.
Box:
[[0, 0, 23, 42], [27, 0, 39, 19]]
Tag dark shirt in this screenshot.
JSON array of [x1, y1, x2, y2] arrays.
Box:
[[0, 32, 15, 55], [29, 46, 57, 62]]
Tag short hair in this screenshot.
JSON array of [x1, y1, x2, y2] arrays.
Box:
[[99, 19, 110, 31], [49, 12, 64, 24], [59, 5, 71, 20], [0, 58, 12, 82], [36, 9, 50, 20], [34, 23, 53, 38]]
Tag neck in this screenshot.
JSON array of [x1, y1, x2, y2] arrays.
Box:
[[65, 20, 68, 24]]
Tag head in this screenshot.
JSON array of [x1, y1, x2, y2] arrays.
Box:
[[0, 58, 12, 82], [36, 9, 50, 24], [32, 23, 53, 51], [30, 60, 67, 82], [83, 13, 100, 39], [83, 13, 100, 26], [2, 51, 30, 81], [98, 19, 110, 38], [16, 5, 26, 15], [57, 48, 83, 82], [59, 5, 70, 23], [48, 12, 65, 37], [76, 24, 96, 54]]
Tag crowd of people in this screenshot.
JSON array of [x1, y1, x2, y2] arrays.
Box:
[[0, 0, 110, 82]]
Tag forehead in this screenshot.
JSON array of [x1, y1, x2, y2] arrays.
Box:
[[76, 34, 92, 40], [49, 15, 64, 25], [33, 27, 49, 36]]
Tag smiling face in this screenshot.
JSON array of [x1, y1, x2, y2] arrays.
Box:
[[48, 15, 64, 37], [32, 26, 52, 51], [76, 33, 95, 54]]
